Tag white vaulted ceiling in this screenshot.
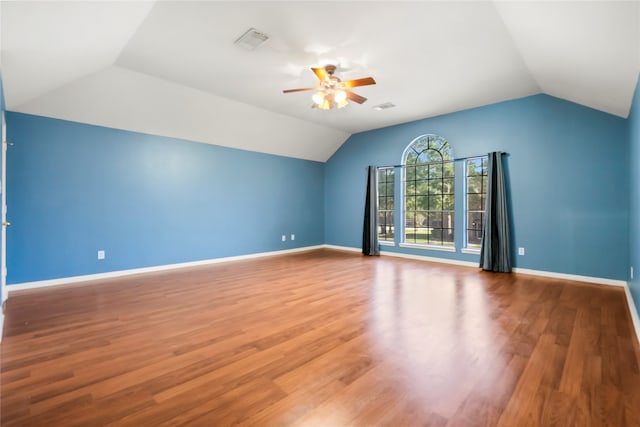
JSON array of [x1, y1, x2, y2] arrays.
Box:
[[1, 1, 639, 162]]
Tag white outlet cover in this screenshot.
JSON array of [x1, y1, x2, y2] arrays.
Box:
[[518, 247, 525, 256], [291, 234, 295, 241], [281, 235, 286, 242], [97, 250, 105, 260]]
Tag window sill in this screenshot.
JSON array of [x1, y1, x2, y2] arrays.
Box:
[[379, 241, 395, 247], [399, 243, 456, 252], [461, 248, 481, 254]]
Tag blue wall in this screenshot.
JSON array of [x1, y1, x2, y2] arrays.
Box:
[[4, 91, 634, 285], [325, 94, 629, 280], [629, 73, 640, 313], [6, 113, 324, 284]]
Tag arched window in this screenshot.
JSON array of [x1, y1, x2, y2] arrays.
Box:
[[402, 135, 455, 248]]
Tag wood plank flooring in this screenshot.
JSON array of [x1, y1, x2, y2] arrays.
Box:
[[1, 248, 640, 426]]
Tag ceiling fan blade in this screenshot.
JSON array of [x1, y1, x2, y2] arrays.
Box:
[[346, 91, 367, 104], [342, 77, 376, 89], [283, 87, 316, 93], [312, 67, 328, 81]]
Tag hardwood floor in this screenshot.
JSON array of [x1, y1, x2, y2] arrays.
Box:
[[1, 248, 640, 426]]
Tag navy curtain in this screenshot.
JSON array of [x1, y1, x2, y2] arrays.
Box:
[[479, 152, 512, 272], [362, 166, 380, 256]]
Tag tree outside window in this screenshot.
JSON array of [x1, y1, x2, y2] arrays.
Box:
[[377, 167, 395, 242], [465, 156, 488, 249], [403, 135, 454, 247]]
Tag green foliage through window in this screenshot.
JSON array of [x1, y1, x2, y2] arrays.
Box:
[[465, 156, 488, 249], [403, 135, 454, 246], [377, 167, 394, 241]]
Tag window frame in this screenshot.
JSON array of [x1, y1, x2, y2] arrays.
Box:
[[376, 166, 395, 246], [463, 155, 488, 253]]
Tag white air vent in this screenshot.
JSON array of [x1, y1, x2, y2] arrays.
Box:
[[234, 28, 269, 50], [373, 102, 396, 111]]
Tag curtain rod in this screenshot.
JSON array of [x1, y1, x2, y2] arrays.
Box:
[[375, 152, 509, 169]]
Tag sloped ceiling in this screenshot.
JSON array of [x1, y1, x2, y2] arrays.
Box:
[[1, 1, 639, 162]]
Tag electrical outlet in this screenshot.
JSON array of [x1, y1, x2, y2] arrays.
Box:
[[631, 266, 634, 280], [518, 247, 525, 256], [291, 234, 295, 241], [281, 235, 286, 242], [97, 250, 105, 260]]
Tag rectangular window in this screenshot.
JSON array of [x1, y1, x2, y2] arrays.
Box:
[[403, 161, 455, 247], [465, 156, 488, 249], [377, 167, 395, 243]]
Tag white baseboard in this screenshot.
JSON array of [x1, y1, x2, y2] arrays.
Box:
[[8, 245, 324, 293], [12, 244, 627, 293], [380, 249, 479, 268], [324, 244, 627, 287], [5, 243, 639, 346], [624, 284, 640, 346], [322, 244, 362, 253], [323, 245, 477, 268], [512, 267, 626, 287]]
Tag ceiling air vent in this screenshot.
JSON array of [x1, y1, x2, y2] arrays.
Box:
[[373, 102, 396, 111], [234, 28, 269, 50]]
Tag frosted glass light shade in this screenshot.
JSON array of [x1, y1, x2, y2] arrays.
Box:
[[312, 91, 325, 105]]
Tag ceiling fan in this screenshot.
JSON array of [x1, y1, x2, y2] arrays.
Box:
[[283, 65, 376, 110]]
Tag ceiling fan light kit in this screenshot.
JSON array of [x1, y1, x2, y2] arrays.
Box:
[[283, 64, 376, 110], [312, 91, 325, 105]]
